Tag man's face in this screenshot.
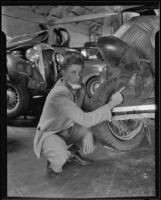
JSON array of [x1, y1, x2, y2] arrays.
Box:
[[62, 64, 83, 86]]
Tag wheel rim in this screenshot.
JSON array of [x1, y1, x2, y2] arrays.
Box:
[[107, 119, 144, 141], [7, 84, 20, 114], [90, 80, 100, 96]]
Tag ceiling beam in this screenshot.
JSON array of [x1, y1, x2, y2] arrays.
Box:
[[80, 6, 111, 28], [48, 11, 118, 26], [47, 6, 102, 28], [47, 16, 89, 35], [80, 6, 93, 12], [74, 6, 103, 27], [2, 6, 46, 24], [63, 6, 68, 17], [47, 6, 63, 20], [71, 10, 102, 28], [104, 6, 114, 12], [46, 9, 89, 34]]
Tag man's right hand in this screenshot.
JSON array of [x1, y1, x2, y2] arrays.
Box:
[[108, 87, 125, 109], [82, 131, 95, 155]]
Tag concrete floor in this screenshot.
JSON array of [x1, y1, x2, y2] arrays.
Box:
[[7, 125, 156, 198]]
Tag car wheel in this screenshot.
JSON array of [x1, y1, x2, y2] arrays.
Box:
[[85, 78, 146, 152], [86, 76, 100, 97], [7, 82, 30, 118]]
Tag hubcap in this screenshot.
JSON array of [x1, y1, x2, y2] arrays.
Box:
[[90, 81, 100, 95]]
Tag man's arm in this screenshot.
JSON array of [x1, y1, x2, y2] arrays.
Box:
[[53, 92, 112, 128], [81, 83, 125, 112]]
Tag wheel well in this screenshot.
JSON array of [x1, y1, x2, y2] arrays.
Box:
[[86, 75, 99, 85]]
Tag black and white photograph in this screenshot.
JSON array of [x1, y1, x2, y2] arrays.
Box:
[[1, 2, 160, 199]]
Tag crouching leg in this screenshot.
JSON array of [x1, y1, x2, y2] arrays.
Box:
[[42, 134, 71, 173]]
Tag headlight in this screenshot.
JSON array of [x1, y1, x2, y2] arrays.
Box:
[[26, 48, 40, 63], [81, 49, 87, 58], [55, 53, 65, 65]]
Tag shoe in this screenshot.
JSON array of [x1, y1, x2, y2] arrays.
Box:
[[69, 151, 91, 166], [46, 161, 61, 176], [68, 144, 80, 154]]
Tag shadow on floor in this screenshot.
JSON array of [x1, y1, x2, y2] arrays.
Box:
[[7, 138, 24, 153]]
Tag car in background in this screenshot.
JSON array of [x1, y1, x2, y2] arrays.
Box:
[[6, 29, 105, 119], [78, 45, 105, 97]]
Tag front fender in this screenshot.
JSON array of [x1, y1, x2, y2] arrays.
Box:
[[7, 54, 44, 82], [82, 60, 105, 83], [82, 71, 100, 84]]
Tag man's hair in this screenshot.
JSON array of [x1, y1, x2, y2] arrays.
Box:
[[60, 50, 84, 70]]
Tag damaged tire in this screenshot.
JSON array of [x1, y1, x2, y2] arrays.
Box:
[[87, 78, 145, 152]]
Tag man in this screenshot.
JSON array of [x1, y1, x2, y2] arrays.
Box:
[[34, 51, 123, 175]]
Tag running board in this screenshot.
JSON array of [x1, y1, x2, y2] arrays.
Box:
[[112, 104, 155, 121]]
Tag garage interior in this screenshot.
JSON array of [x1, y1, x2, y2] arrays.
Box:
[[2, 4, 159, 199]]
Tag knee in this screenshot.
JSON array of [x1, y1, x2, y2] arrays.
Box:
[[43, 146, 70, 166], [42, 138, 71, 166]]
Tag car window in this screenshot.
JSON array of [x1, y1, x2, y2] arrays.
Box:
[[81, 48, 103, 61]]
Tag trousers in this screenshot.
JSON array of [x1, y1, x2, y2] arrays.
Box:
[[42, 124, 92, 173]]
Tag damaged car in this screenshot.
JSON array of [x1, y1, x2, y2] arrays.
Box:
[[83, 5, 159, 152]]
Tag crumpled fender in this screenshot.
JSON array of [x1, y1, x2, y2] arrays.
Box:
[[98, 36, 140, 70]]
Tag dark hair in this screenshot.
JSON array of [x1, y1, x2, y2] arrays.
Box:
[[60, 50, 84, 70]]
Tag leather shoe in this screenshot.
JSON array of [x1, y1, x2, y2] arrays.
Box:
[[46, 161, 61, 176]]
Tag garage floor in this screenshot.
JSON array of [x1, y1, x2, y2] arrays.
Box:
[[7, 125, 156, 198]]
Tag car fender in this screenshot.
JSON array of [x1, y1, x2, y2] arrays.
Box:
[[82, 71, 100, 84], [7, 54, 44, 83], [82, 60, 105, 83]]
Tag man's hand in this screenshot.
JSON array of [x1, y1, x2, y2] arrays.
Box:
[[108, 87, 125, 109], [82, 132, 95, 155]]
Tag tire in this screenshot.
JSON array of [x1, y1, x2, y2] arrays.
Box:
[[86, 76, 100, 97], [7, 82, 30, 118], [86, 78, 145, 152]]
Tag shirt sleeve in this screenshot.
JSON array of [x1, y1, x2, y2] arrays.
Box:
[[53, 92, 112, 128]]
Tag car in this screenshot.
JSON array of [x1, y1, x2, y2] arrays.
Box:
[[6, 28, 105, 119], [83, 5, 159, 152], [78, 45, 105, 97]]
